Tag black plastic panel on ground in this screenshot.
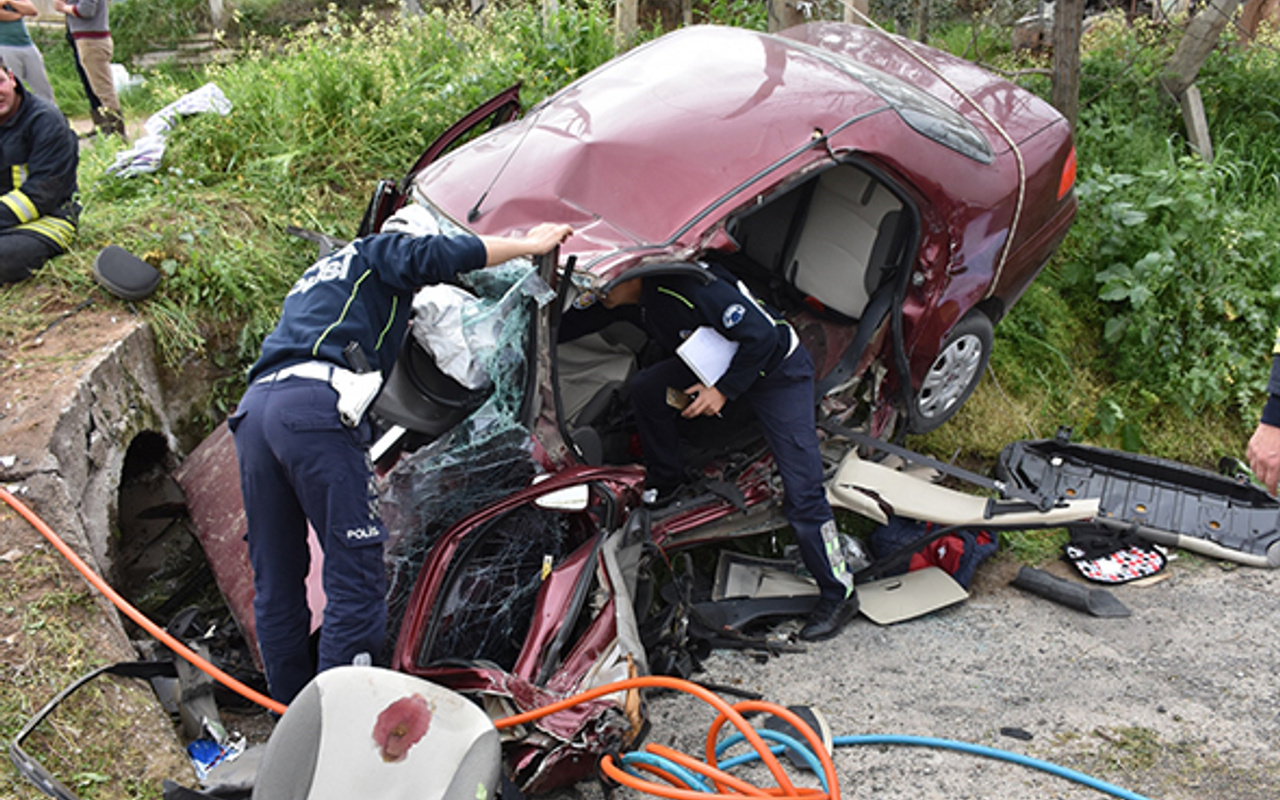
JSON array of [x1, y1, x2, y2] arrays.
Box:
[[996, 436, 1280, 558]]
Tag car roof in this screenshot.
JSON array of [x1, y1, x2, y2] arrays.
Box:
[[415, 23, 1055, 256]]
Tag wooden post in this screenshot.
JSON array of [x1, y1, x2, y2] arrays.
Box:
[[768, 0, 807, 32], [1161, 0, 1241, 160], [1179, 83, 1214, 161], [616, 0, 639, 41], [1051, 0, 1084, 131], [843, 0, 871, 25], [208, 0, 225, 31]]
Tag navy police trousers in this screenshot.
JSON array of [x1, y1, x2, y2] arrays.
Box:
[[628, 345, 850, 603], [229, 375, 387, 705]]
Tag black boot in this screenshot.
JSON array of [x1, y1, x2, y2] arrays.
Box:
[[100, 108, 128, 142], [799, 593, 859, 642]]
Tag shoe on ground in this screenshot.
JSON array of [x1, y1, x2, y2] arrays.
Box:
[[799, 594, 859, 642]]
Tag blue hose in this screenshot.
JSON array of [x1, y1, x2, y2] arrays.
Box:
[[715, 729, 830, 787], [833, 734, 1154, 800], [630, 728, 1155, 800], [619, 751, 715, 791]]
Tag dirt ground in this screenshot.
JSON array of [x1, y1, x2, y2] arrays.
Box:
[[4, 303, 1280, 800], [616, 554, 1280, 800]]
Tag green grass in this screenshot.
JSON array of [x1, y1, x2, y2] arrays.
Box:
[[0, 531, 185, 800], [7, 1, 1276, 486]]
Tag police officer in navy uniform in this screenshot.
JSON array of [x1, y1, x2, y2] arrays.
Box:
[[562, 261, 858, 641], [231, 207, 572, 704]]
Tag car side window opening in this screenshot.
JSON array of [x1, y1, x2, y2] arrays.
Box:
[[728, 162, 909, 321], [551, 163, 916, 467]]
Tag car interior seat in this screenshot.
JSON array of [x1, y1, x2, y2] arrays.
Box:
[[372, 328, 492, 440], [787, 166, 905, 320]]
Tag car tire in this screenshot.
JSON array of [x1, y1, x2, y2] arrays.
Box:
[[908, 310, 993, 434]]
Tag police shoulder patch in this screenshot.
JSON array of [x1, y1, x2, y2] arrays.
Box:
[[723, 303, 746, 328]]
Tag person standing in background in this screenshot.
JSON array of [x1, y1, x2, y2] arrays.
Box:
[[1247, 329, 1280, 494], [51, 0, 123, 138], [0, 0, 57, 103]]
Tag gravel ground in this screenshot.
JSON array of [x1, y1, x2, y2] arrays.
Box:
[[550, 555, 1280, 800]]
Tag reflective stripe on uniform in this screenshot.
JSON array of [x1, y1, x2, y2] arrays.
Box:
[[16, 215, 76, 250], [1, 186, 38, 224], [821, 519, 854, 595], [657, 286, 694, 309], [313, 268, 374, 357]]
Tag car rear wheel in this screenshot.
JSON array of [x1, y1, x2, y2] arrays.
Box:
[[909, 311, 993, 434]]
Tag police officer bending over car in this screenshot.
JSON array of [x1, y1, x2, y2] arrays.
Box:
[[230, 206, 572, 705], [561, 261, 859, 642]]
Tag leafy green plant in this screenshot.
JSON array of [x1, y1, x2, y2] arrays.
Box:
[[694, 0, 768, 29], [1065, 157, 1280, 418], [109, 0, 213, 63]]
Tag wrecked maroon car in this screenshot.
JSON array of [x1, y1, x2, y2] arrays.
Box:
[[179, 21, 1077, 792]]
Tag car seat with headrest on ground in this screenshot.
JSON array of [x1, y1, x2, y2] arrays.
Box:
[[251, 665, 501, 800]]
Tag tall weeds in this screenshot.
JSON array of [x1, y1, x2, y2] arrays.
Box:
[[58, 2, 620, 383]]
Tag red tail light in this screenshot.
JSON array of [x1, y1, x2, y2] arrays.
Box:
[[1057, 146, 1077, 200]]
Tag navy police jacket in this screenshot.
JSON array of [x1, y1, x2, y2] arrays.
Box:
[[562, 262, 792, 400], [0, 79, 78, 249], [249, 231, 487, 382]]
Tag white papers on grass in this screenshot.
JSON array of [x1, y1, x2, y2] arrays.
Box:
[[106, 83, 233, 177], [676, 326, 738, 386]]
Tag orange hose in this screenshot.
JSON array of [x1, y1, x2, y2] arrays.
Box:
[[496, 675, 793, 787], [708, 700, 840, 796], [495, 674, 840, 800], [0, 486, 288, 716]]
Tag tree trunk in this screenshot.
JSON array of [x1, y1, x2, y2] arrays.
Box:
[[1237, 0, 1278, 41], [1051, 0, 1084, 131], [915, 0, 930, 42], [1162, 0, 1242, 97]]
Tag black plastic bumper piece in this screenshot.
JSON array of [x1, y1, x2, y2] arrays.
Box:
[[997, 432, 1280, 566]]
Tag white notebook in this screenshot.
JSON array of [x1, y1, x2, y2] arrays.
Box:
[[676, 326, 739, 386]]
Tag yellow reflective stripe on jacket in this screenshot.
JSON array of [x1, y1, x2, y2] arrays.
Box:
[[1, 187, 38, 224], [16, 215, 76, 250], [657, 286, 693, 309]]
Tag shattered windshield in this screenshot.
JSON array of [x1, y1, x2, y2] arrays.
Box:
[[378, 211, 556, 645]]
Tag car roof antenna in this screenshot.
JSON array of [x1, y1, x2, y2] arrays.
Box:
[[467, 105, 546, 223]]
